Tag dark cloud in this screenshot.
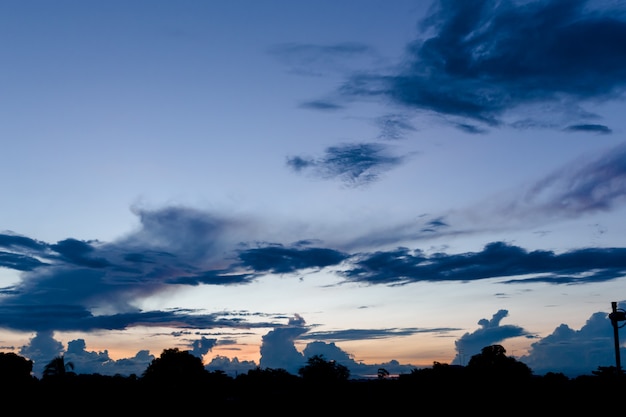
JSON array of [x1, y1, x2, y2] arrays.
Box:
[[237, 244, 347, 274], [0, 206, 285, 334], [342, 242, 626, 286], [3, 179, 626, 337], [51, 239, 111, 268], [300, 327, 460, 342], [299, 100, 344, 111], [420, 217, 449, 233], [0, 233, 47, 251], [335, 0, 626, 130], [0, 303, 276, 333], [0, 251, 47, 271], [189, 336, 218, 358], [286, 142, 405, 186], [564, 124, 613, 134], [168, 270, 254, 286]]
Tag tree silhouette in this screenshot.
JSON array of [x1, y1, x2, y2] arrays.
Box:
[[377, 367, 390, 380], [0, 352, 34, 385], [298, 354, 350, 384], [43, 355, 75, 379], [141, 348, 208, 386], [466, 344, 532, 380]]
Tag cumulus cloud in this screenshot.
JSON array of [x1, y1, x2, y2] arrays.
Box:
[[259, 314, 308, 374], [450, 307, 622, 378], [452, 309, 531, 366], [520, 308, 620, 377]]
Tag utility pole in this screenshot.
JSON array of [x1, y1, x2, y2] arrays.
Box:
[[608, 301, 626, 374]]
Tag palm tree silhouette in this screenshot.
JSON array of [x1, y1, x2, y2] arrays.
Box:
[[43, 355, 75, 378]]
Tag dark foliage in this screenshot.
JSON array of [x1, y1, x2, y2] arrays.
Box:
[[298, 354, 350, 384], [141, 347, 207, 385], [0, 351, 35, 386]]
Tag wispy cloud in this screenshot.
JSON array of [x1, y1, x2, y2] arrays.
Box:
[[301, 327, 460, 342], [268, 42, 378, 77], [286, 142, 406, 186]]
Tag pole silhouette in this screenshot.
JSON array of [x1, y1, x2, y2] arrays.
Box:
[[609, 301, 625, 374]]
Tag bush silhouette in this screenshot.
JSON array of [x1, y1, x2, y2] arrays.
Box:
[[0, 351, 35, 385]]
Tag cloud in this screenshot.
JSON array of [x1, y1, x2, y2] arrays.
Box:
[[268, 42, 378, 77], [498, 141, 626, 220], [189, 336, 218, 358], [257, 314, 420, 378], [205, 355, 257, 376], [286, 142, 406, 186], [18, 331, 64, 376], [236, 244, 347, 275], [3, 137, 626, 375], [334, 0, 626, 130], [341, 242, 626, 286], [64, 338, 154, 378], [0, 206, 285, 334], [298, 100, 345, 111], [259, 314, 308, 374], [300, 327, 460, 342], [452, 309, 531, 366], [343, 140, 626, 250], [520, 307, 620, 377], [450, 307, 621, 377], [14, 309, 621, 379], [15, 314, 424, 379], [375, 113, 417, 140], [4, 148, 626, 336], [564, 124, 612, 134]]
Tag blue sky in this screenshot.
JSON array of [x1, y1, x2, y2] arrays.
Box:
[[2, 0, 626, 379]]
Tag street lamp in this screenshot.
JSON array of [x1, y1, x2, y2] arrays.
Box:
[[608, 301, 626, 374]]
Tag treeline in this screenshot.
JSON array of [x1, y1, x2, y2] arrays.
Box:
[[1, 345, 624, 412]]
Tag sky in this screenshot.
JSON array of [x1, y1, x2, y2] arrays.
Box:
[[2, 0, 626, 379]]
